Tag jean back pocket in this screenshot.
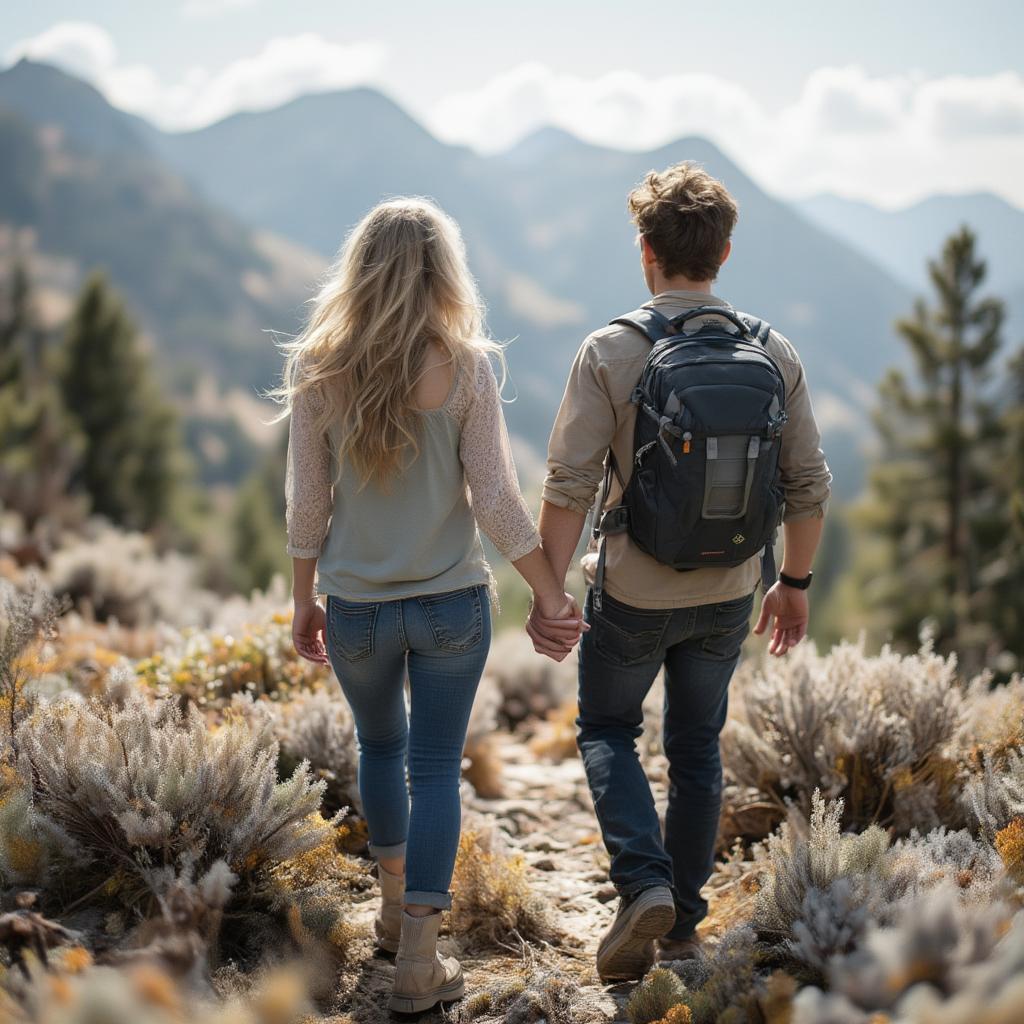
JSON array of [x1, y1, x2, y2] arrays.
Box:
[[417, 586, 484, 654], [326, 595, 379, 663]]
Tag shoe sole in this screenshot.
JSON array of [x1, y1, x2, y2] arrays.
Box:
[[597, 888, 677, 982], [389, 976, 465, 1014]]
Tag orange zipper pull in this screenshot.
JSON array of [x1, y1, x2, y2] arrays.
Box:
[[682, 432, 692, 454]]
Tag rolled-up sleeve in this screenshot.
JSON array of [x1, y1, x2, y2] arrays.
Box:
[[542, 338, 616, 516], [459, 355, 541, 562], [284, 383, 334, 558], [772, 332, 832, 522]]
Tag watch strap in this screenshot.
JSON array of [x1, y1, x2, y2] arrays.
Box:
[[779, 571, 813, 590]]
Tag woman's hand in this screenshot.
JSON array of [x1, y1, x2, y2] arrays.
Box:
[[292, 598, 329, 664]]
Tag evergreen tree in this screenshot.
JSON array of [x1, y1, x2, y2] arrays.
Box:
[[0, 262, 83, 530], [230, 434, 289, 594], [59, 272, 187, 533], [861, 227, 1008, 667]]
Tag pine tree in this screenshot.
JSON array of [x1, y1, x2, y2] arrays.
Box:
[[230, 435, 289, 594], [861, 227, 1005, 665], [0, 262, 83, 531], [59, 272, 187, 533]]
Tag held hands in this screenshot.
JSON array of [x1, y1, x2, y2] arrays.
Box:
[[753, 580, 809, 656], [526, 590, 589, 662], [292, 597, 329, 665]]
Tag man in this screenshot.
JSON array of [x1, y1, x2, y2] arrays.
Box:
[[527, 161, 831, 981]]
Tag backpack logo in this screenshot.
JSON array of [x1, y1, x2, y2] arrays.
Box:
[[732, 533, 746, 545]]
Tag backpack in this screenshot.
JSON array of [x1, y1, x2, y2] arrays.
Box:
[[592, 304, 788, 611]]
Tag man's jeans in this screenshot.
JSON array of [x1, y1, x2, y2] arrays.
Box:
[[325, 585, 490, 909], [577, 587, 754, 939]]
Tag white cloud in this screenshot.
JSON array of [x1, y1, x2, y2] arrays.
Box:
[[6, 21, 1024, 207], [6, 22, 387, 131], [429, 63, 1024, 207]]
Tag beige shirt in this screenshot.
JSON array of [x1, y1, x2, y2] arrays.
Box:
[[286, 351, 541, 601], [542, 290, 833, 609]]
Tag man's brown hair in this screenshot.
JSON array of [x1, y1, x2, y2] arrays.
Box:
[[627, 161, 738, 282]]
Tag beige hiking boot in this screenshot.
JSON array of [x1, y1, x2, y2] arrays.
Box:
[[389, 910, 465, 1014], [374, 864, 404, 954], [596, 886, 676, 982]]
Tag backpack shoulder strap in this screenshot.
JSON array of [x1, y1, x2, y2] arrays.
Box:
[[734, 311, 772, 346], [609, 306, 677, 344]]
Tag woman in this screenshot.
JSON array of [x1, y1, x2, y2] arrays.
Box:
[[279, 198, 579, 1013]]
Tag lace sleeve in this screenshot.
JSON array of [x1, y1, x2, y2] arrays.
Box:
[[457, 354, 541, 562], [284, 382, 334, 558]]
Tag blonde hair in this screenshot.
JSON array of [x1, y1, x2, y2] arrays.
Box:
[[273, 197, 502, 484]]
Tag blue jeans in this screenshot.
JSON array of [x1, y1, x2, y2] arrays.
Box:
[[325, 584, 490, 909], [577, 587, 754, 939]]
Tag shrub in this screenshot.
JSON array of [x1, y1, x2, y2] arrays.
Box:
[[1, 579, 61, 747], [963, 749, 1024, 837], [463, 671, 505, 798], [721, 640, 969, 839], [456, 969, 608, 1024], [449, 828, 554, 950], [626, 968, 688, 1024], [135, 614, 330, 709], [266, 688, 359, 816], [1, 958, 311, 1024], [13, 691, 335, 909], [482, 631, 577, 728], [792, 886, 1023, 1023], [45, 522, 216, 630]]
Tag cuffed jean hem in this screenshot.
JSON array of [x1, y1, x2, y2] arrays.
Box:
[[404, 889, 452, 910], [618, 878, 675, 899], [369, 841, 407, 859]]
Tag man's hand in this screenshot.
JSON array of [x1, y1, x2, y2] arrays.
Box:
[[753, 581, 809, 656], [526, 592, 588, 662], [293, 598, 329, 664]]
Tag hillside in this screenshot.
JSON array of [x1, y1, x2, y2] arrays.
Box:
[[0, 60, 325, 484], [798, 191, 1024, 341]]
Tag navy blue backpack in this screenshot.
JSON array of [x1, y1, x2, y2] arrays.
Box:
[[592, 305, 788, 610]]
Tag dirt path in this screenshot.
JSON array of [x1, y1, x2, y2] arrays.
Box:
[[331, 734, 654, 1022]]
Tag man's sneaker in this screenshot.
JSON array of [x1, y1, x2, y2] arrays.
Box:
[[656, 933, 705, 963], [596, 886, 676, 982]]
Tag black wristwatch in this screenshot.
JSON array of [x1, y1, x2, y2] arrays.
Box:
[[779, 571, 813, 590]]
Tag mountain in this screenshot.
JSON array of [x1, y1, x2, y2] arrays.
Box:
[[0, 60, 325, 485], [1, 59, 925, 495], [797, 192, 1024, 347], [157, 93, 916, 491]]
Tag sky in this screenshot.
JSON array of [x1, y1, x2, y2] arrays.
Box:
[[4, 0, 1024, 208]]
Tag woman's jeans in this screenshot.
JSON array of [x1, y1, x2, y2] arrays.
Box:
[[325, 585, 490, 909], [577, 588, 754, 939]]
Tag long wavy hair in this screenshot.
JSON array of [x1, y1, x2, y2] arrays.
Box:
[[272, 197, 502, 484]]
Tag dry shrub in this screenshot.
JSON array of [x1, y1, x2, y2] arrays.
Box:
[[528, 701, 579, 763], [9, 689, 336, 917], [482, 631, 577, 728], [45, 522, 217, 630], [449, 828, 553, 950], [136, 613, 331, 710], [456, 969, 607, 1024], [994, 817, 1024, 882], [626, 968, 688, 1024], [463, 671, 505, 798], [792, 886, 1023, 1023], [721, 639, 972, 840], [1, 956, 312, 1024], [266, 688, 359, 816]]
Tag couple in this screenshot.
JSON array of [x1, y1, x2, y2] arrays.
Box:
[[283, 161, 831, 1013]]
